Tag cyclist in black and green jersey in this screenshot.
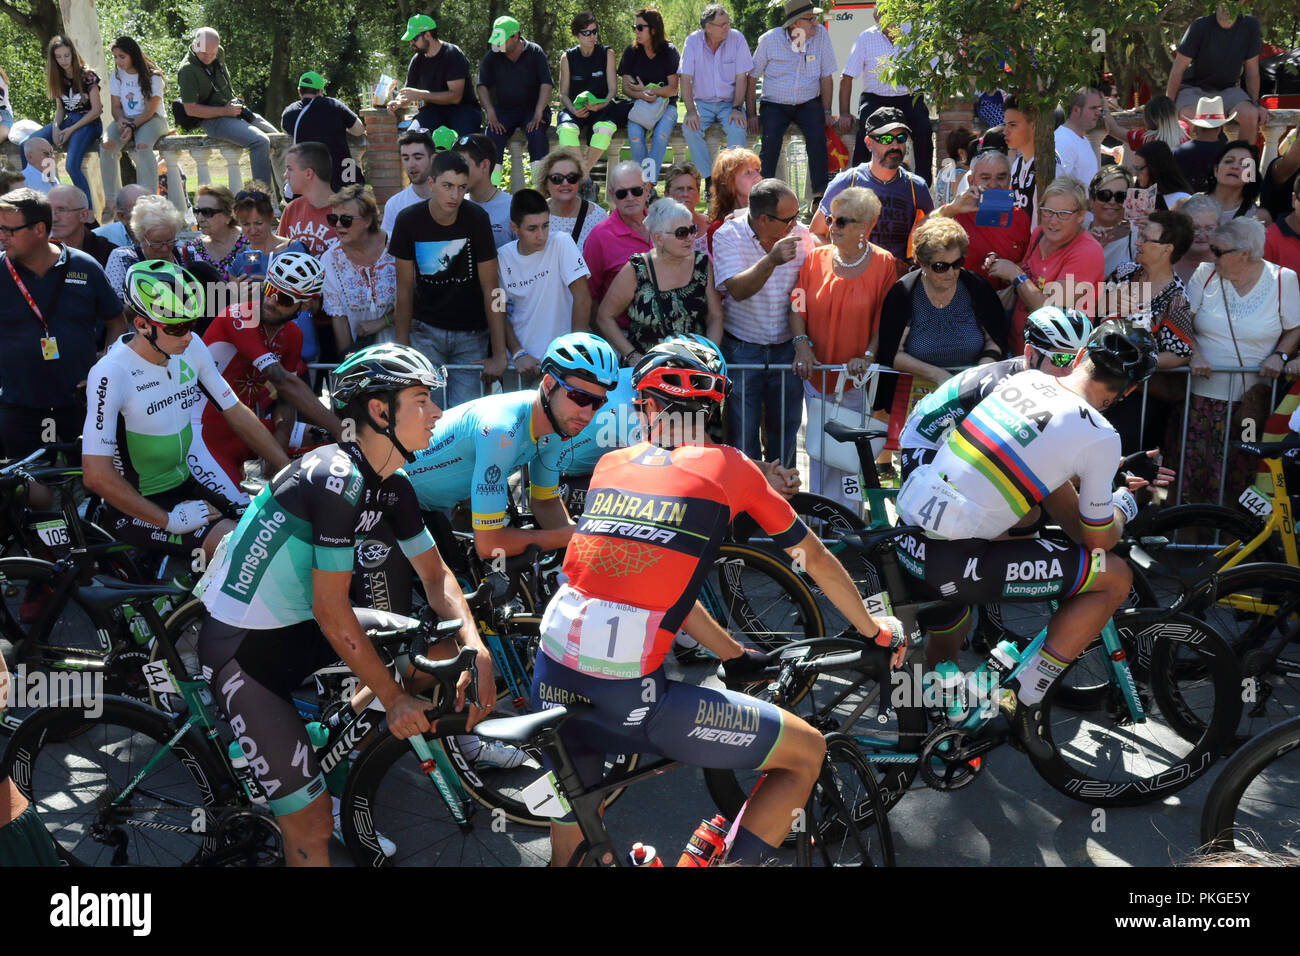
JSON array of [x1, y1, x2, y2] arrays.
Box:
[[197, 344, 495, 867], [82, 261, 291, 561]]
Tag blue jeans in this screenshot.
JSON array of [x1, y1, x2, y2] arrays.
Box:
[[486, 106, 550, 163], [681, 100, 748, 176], [722, 334, 802, 468], [626, 105, 677, 183], [408, 323, 491, 412], [414, 103, 482, 137], [199, 110, 279, 187], [25, 115, 102, 203], [758, 98, 829, 198]]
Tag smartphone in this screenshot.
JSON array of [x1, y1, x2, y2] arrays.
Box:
[[975, 188, 1014, 227]]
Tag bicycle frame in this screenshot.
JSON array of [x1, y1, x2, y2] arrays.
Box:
[[1185, 458, 1298, 576]]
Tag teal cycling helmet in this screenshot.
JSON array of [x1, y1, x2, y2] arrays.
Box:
[[330, 344, 447, 462], [540, 332, 619, 389], [1024, 306, 1091, 354]]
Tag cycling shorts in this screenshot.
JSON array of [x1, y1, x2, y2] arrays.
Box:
[[197, 616, 339, 817], [103, 477, 240, 559], [530, 652, 784, 822]]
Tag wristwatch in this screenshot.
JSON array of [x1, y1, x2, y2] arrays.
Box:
[[1271, 350, 1288, 362]]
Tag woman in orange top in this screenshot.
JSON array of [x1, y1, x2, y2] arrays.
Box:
[[789, 186, 896, 505]]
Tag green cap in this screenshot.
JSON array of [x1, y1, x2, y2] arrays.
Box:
[[298, 71, 326, 91], [488, 16, 521, 47], [431, 126, 459, 151], [401, 13, 437, 41]]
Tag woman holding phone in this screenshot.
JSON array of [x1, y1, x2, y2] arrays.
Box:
[[232, 182, 317, 360]]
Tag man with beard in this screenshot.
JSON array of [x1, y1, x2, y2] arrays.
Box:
[[388, 14, 482, 137]]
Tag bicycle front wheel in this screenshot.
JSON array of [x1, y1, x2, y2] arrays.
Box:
[[704, 543, 824, 652], [796, 734, 895, 867], [1199, 716, 1300, 861]]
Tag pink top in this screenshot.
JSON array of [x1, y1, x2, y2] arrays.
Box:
[[1011, 228, 1105, 352], [583, 211, 652, 328]]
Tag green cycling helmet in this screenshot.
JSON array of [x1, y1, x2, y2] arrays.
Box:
[[125, 259, 205, 324]]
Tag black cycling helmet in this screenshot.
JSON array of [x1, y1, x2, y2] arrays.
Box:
[[632, 335, 731, 415], [1082, 319, 1158, 389]]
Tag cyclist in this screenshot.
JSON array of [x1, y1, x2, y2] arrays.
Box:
[[532, 336, 906, 866], [197, 344, 494, 867], [189, 251, 343, 504], [82, 261, 290, 563], [894, 320, 1161, 759]]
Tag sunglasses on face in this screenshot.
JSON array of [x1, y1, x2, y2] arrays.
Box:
[[614, 185, 646, 199], [634, 23, 648, 31], [1137, 233, 1170, 245], [1093, 188, 1127, 204], [150, 318, 197, 337], [554, 379, 607, 409], [579, 28, 598, 36], [671, 223, 699, 240], [831, 216, 861, 229], [263, 281, 308, 308], [767, 211, 799, 225], [1209, 245, 1239, 257], [871, 132, 909, 145], [326, 213, 360, 227], [1046, 350, 1075, 368], [549, 172, 583, 185], [194, 207, 224, 218], [926, 256, 964, 273]]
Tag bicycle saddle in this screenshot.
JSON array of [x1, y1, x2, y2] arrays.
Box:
[[824, 419, 890, 445], [474, 706, 579, 744]]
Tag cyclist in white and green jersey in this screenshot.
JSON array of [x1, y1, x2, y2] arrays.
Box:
[[197, 344, 494, 867], [82, 261, 291, 561]]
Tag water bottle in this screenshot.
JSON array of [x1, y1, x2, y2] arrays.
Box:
[[963, 660, 1000, 721], [931, 660, 967, 722], [678, 814, 730, 867], [305, 720, 350, 796], [989, 640, 1022, 677], [227, 740, 267, 805], [122, 605, 151, 646], [627, 843, 664, 867]]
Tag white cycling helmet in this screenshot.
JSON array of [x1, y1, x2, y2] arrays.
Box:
[[1024, 306, 1091, 354], [265, 250, 324, 298]]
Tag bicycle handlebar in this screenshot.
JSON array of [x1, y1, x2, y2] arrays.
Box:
[[412, 645, 480, 719]]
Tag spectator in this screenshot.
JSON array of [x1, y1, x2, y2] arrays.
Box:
[[1085, 165, 1136, 278], [789, 186, 896, 506], [278, 142, 339, 256], [1262, 128, 1300, 223], [497, 188, 592, 375], [20, 138, 59, 195], [1197, 140, 1267, 224], [100, 36, 166, 201], [1002, 96, 1038, 226], [932, 126, 976, 206], [0, 168, 24, 194], [94, 184, 147, 248], [679, 5, 752, 186], [1055, 87, 1101, 186], [1175, 194, 1222, 284], [748, 0, 837, 204], [933, 148, 1031, 289], [390, 149, 507, 409], [1133, 140, 1193, 210], [0, 65, 10, 141], [619, 9, 680, 185], [542, 146, 608, 251], [321, 185, 396, 354], [178, 28, 279, 190], [232, 183, 314, 360], [104, 194, 222, 299], [986, 176, 1105, 351], [877, 215, 1007, 407], [23, 36, 102, 206], [453, 133, 511, 249], [381, 129, 436, 236], [477, 16, 554, 165], [389, 14, 481, 137], [1183, 217, 1300, 504], [557, 11, 628, 172], [840, 7, 934, 183], [1172, 96, 1233, 191], [186, 184, 250, 280], [0, 188, 122, 458], [583, 160, 652, 334], [47, 184, 117, 267], [664, 161, 710, 254], [1104, 94, 1187, 154], [1264, 176, 1300, 275], [281, 72, 365, 192], [712, 177, 811, 467], [706, 145, 761, 250], [812, 106, 933, 271], [1167, 4, 1269, 147], [596, 197, 722, 359]]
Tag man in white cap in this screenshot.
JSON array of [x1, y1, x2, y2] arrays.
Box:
[[1172, 95, 1233, 192], [1166, 3, 1269, 146]]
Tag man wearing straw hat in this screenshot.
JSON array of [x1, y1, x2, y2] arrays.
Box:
[[1171, 95, 1233, 192], [1166, 4, 1269, 146]]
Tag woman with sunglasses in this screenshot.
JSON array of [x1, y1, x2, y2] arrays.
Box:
[[876, 215, 1006, 407], [706, 145, 762, 253], [1133, 140, 1193, 211], [558, 13, 628, 169], [664, 161, 710, 254], [1196, 140, 1268, 224], [321, 184, 396, 354], [185, 184, 250, 280], [540, 147, 609, 252], [619, 8, 680, 185], [596, 198, 720, 362], [1085, 165, 1136, 278]]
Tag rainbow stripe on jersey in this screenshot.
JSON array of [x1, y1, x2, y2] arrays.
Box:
[[948, 397, 1050, 517]]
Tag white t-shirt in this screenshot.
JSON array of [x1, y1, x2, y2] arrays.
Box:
[[468, 188, 513, 249], [109, 70, 162, 119], [549, 200, 608, 252], [498, 234, 589, 362], [1186, 260, 1300, 401], [381, 185, 424, 238], [1054, 125, 1098, 187]]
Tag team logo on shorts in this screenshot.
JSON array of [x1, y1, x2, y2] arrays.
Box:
[[484, 464, 502, 484]]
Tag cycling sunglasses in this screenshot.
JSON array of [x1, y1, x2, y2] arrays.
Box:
[[325, 213, 360, 227], [1046, 350, 1075, 368], [871, 132, 909, 145], [151, 318, 198, 337], [671, 223, 698, 240], [1093, 188, 1127, 204], [263, 280, 309, 308], [614, 185, 646, 200], [554, 379, 607, 409], [926, 256, 965, 273], [549, 172, 583, 185]]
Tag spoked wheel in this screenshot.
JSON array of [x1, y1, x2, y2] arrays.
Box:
[[796, 734, 895, 867]]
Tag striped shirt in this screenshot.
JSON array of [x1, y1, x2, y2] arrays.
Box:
[[751, 24, 837, 106], [712, 213, 813, 344]]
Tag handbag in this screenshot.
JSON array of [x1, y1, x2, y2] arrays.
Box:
[[804, 368, 883, 473], [627, 94, 668, 129]]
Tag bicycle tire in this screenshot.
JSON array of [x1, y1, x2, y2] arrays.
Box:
[[1199, 715, 1300, 859], [2, 695, 226, 866], [1132, 503, 1284, 597], [796, 733, 895, 867], [339, 723, 552, 866], [1028, 610, 1241, 807], [707, 542, 825, 652]]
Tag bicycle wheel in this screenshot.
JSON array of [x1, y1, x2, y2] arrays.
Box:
[[2, 696, 224, 865], [796, 733, 895, 867], [1199, 716, 1300, 861], [1028, 610, 1241, 807], [339, 724, 551, 866], [1131, 504, 1283, 603], [704, 543, 825, 652]]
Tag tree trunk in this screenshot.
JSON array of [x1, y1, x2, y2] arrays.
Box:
[[264, 20, 291, 121], [0, 0, 62, 46], [531, 0, 555, 56], [1032, 102, 1057, 201]]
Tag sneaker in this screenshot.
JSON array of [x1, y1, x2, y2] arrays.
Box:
[[475, 739, 537, 770], [1001, 690, 1054, 761], [333, 810, 396, 858]]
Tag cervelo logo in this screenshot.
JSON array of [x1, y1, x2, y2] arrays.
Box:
[[49, 886, 151, 936], [95, 379, 108, 430]]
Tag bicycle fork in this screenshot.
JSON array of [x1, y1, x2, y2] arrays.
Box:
[[406, 733, 477, 828]]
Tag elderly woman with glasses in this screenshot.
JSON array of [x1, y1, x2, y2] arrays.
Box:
[[596, 197, 721, 361], [664, 160, 711, 253], [184, 184, 249, 280], [320, 185, 396, 354], [1085, 164, 1136, 278], [1181, 217, 1300, 504], [1174, 194, 1221, 284], [986, 175, 1104, 352], [105, 194, 222, 305]]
